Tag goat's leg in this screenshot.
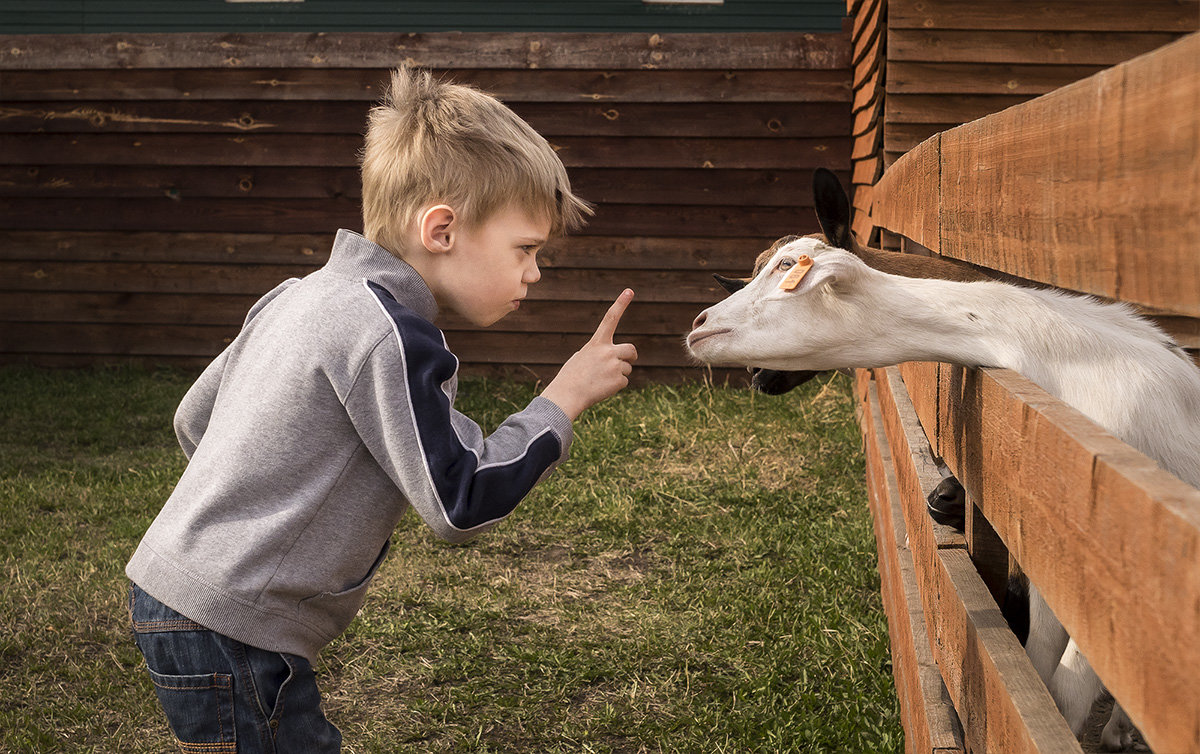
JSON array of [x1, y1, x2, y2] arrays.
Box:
[[1100, 701, 1135, 751], [1025, 585, 1069, 686], [1050, 639, 1105, 738]]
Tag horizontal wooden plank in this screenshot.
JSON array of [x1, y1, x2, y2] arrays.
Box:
[[0, 198, 825, 238], [0, 352, 735, 387], [884, 94, 1033, 125], [888, 28, 1182, 65], [882, 122, 947, 156], [874, 366, 1081, 754], [0, 261, 747, 305], [0, 31, 853, 71], [889, 1, 1200, 33], [0, 68, 853, 104], [887, 62, 1107, 95], [0, 322, 702, 369], [0, 132, 850, 170], [0, 290, 714, 337], [925, 365, 1200, 754], [878, 33, 1200, 316], [0, 165, 849, 208], [0, 231, 779, 271], [0, 100, 851, 139]]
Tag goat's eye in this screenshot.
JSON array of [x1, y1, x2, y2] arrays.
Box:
[[777, 259, 795, 272]]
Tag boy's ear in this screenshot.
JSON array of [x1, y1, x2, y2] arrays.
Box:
[[812, 168, 853, 250], [419, 205, 456, 253]]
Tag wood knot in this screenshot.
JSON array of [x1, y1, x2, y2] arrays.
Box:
[[237, 113, 255, 128], [602, 108, 620, 121], [766, 118, 783, 133], [237, 177, 253, 193]]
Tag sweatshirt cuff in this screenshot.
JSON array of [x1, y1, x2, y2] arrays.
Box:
[[529, 395, 574, 460]]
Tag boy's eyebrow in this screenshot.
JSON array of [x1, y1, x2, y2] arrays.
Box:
[[518, 236, 548, 245]]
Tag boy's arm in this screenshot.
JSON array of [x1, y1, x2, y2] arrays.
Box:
[[348, 287, 636, 544], [345, 300, 574, 544], [173, 278, 300, 458]]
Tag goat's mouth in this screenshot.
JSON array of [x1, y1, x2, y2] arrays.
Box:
[[686, 327, 732, 350]]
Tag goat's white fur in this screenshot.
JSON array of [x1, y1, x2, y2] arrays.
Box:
[[688, 238, 1200, 742]]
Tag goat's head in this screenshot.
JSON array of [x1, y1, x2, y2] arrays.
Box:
[[688, 238, 874, 372], [709, 168, 857, 392]]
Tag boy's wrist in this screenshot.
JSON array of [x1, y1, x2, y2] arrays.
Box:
[[539, 383, 585, 422]]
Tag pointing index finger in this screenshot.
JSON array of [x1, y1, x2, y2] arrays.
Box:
[[592, 288, 634, 343]]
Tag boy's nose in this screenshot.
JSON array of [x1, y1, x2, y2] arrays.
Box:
[[524, 262, 541, 284]]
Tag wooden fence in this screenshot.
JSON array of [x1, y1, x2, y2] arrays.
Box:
[[0, 31, 850, 381], [859, 29, 1200, 754]]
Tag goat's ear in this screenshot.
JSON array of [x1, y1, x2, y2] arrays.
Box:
[[713, 273, 749, 294], [812, 168, 853, 250]]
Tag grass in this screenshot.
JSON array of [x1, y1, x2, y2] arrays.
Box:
[[0, 365, 901, 753]]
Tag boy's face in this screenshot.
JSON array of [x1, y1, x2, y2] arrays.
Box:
[[435, 206, 550, 327]]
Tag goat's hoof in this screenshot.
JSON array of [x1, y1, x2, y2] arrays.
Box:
[[926, 477, 966, 529]]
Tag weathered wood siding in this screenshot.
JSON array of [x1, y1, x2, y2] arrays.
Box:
[[0, 32, 852, 380], [0, 0, 848, 34]]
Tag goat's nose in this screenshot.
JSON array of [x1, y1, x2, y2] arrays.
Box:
[[691, 311, 707, 330]]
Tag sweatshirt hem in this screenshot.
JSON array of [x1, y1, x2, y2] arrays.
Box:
[[126, 545, 331, 664]]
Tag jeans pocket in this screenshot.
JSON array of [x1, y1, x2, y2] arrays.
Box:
[[147, 668, 238, 753]]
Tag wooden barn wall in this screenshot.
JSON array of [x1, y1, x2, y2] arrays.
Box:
[[0, 1, 848, 34], [0, 32, 852, 381], [846, 0, 1199, 247]]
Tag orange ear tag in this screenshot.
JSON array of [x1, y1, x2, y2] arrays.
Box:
[[777, 255, 814, 291]]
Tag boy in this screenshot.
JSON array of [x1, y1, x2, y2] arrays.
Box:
[[126, 67, 638, 752]]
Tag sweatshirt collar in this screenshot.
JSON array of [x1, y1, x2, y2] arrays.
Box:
[[325, 230, 439, 323]]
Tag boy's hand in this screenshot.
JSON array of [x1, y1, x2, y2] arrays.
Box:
[[541, 289, 638, 420]]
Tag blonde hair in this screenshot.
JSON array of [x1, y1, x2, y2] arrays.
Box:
[[360, 67, 592, 256]]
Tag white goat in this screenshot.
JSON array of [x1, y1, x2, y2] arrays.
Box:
[[687, 237, 1200, 748]]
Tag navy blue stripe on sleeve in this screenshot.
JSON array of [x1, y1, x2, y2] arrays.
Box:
[[366, 281, 561, 531]]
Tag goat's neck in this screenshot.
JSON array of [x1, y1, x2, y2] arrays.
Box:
[[861, 275, 1089, 384]]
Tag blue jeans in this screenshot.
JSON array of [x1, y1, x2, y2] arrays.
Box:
[[129, 582, 341, 753]]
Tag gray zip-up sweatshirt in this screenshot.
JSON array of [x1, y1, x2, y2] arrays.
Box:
[[126, 229, 573, 662]]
